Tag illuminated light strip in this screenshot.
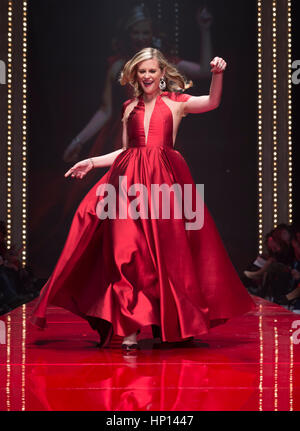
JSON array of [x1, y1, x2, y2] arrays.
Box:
[[287, 0, 292, 224], [174, 1, 179, 57], [258, 304, 263, 411], [274, 320, 278, 411], [22, 0, 28, 411], [7, 1, 13, 249], [257, 0, 263, 254], [22, 305, 26, 410], [22, 0, 27, 265], [289, 330, 294, 411], [6, 315, 11, 411], [272, 1, 278, 227], [6, 0, 12, 414]]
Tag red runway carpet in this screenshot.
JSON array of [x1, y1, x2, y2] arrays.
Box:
[[0, 295, 300, 411]]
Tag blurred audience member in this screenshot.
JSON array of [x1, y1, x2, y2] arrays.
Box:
[[243, 222, 300, 312], [0, 220, 40, 315]]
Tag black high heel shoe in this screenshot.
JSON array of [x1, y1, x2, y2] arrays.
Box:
[[151, 325, 162, 340], [96, 323, 114, 348], [86, 316, 114, 348]]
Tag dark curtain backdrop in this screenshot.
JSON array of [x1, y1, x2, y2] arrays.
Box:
[[28, 0, 257, 278]]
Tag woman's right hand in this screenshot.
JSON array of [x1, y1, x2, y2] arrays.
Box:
[[64, 159, 93, 179]]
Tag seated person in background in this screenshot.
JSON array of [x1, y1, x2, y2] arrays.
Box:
[[0, 220, 38, 315], [275, 226, 300, 307], [0, 221, 17, 310], [0, 254, 20, 312], [244, 223, 295, 300], [245, 224, 294, 279], [242, 233, 275, 296]]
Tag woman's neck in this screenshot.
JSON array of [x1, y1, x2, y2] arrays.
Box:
[[142, 89, 162, 104]]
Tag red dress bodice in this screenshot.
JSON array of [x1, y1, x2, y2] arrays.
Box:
[[122, 91, 192, 149]]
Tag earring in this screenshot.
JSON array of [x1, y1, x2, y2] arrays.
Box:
[[159, 77, 166, 90]]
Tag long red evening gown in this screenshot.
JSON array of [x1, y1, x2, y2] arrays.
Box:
[[30, 90, 256, 342]]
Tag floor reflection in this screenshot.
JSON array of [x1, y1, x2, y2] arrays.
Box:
[[0, 296, 299, 411]]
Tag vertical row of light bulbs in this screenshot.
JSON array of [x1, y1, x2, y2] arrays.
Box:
[[273, 320, 279, 411], [257, 1, 263, 254], [6, 1, 28, 411], [6, 3, 13, 412], [22, 2, 27, 267], [257, 2, 264, 399], [258, 305, 263, 411], [272, 1, 278, 228], [258, 0, 293, 252], [7, 1, 13, 250], [287, 1, 293, 225], [271, 1, 293, 229], [7, 0, 28, 260], [271, 1, 293, 228], [21, 0, 28, 412], [289, 329, 294, 411]]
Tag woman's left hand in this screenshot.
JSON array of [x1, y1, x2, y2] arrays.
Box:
[[210, 57, 227, 74], [64, 159, 93, 179]]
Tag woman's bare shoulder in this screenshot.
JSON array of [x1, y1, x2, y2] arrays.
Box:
[[121, 98, 139, 121], [166, 91, 193, 102]]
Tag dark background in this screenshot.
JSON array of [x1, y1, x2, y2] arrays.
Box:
[[27, 0, 258, 278]]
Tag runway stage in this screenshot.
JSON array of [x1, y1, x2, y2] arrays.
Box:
[[0, 295, 300, 411]]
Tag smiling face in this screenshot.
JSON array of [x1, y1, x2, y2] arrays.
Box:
[[136, 57, 164, 96]]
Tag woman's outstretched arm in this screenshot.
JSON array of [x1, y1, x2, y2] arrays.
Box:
[[183, 57, 227, 115]]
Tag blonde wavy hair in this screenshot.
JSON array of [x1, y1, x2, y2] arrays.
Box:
[[119, 47, 193, 97]]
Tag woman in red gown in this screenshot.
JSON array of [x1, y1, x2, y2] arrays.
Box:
[[30, 48, 256, 350]]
